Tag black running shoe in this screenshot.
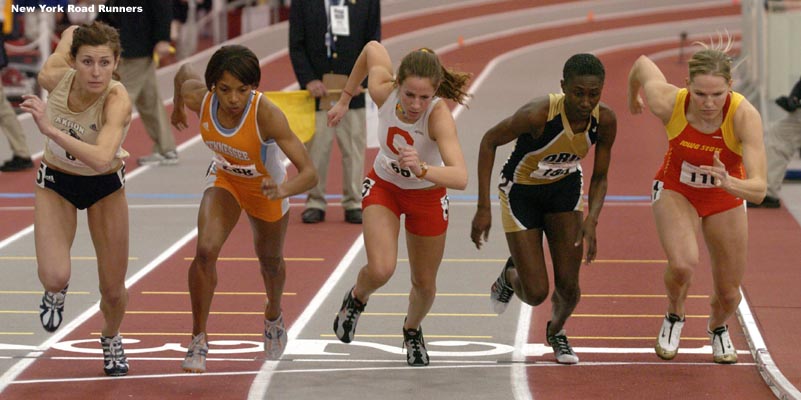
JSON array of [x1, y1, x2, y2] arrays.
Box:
[[101, 334, 129, 376], [0, 156, 33, 172], [490, 257, 515, 314], [402, 326, 429, 366], [39, 285, 68, 332], [333, 287, 366, 343]]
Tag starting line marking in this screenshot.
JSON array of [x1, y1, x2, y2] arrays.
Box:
[[6, 359, 759, 386]]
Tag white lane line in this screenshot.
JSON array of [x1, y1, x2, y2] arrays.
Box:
[[737, 290, 801, 399], [247, 10, 485, 393], [0, 40, 296, 396], [513, 305, 534, 400], [0, 228, 199, 394], [246, 7, 744, 400], [10, 359, 759, 386], [247, 234, 365, 399]]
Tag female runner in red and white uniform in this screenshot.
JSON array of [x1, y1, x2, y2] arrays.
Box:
[[327, 41, 469, 366]]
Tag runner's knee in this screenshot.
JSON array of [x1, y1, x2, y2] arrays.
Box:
[[410, 280, 436, 300], [518, 282, 549, 306], [40, 273, 70, 293], [365, 262, 395, 287], [713, 287, 742, 310], [553, 284, 581, 306], [99, 284, 128, 308], [665, 261, 695, 285], [258, 255, 285, 277], [193, 244, 222, 269]]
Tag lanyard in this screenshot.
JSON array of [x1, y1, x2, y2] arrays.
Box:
[[324, 0, 343, 59]]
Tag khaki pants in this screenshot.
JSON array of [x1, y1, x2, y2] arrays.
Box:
[[0, 82, 30, 158], [765, 111, 801, 198], [304, 108, 366, 211], [117, 57, 176, 154]]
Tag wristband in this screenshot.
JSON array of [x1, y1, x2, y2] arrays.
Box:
[[415, 162, 428, 179]]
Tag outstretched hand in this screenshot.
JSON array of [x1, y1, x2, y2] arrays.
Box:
[[470, 208, 492, 249], [327, 101, 349, 127], [171, 105, 189, 131], [574, 218, 598, 264], [700, 150, 730, 189], [628, 94, 645, 115], [261, 178, 285, 200], [19, 95, 53, 136], [397, 146, 424, 176]]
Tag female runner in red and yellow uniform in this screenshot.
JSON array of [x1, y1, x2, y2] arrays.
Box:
[[628, 39, 767, 364]]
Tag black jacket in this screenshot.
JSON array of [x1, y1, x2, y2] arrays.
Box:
[[289, 0, 381, 109], [96, 0, 172, 59]]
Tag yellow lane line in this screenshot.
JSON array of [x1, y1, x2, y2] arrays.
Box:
[[0, 311, 708, 318], [0, 256, 138, 261], [0, 291, 91, 295], [0, 332, 34, 335], [371, 293, 488, 297], [86, 332, 708, 341], [572, 314, 709, 318], [361, 312, 496, 317], [140, 291, 296, 296], [1, 257, 664, 263], [92, 332, 263, 337], [570, 336, 709, 341], [320, 334, 493, 339], [127, 291, 710, 298], [181, 257, 324, 262], [367, 293, 707, 298], [396, 258, 667, 263], [582, 294, 709, 299], [126, 311, 262, 315]]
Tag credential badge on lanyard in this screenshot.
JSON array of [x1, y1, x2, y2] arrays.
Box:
[[330, 2, 350, 36]]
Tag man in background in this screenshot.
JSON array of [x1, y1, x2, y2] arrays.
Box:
[[0, 32, 32, 172], [97, 0, 178, 166], [289, 0, 381, 224], [750, 76, 801, 208]]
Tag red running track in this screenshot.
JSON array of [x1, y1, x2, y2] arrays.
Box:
[[1, 1, 797, 399]]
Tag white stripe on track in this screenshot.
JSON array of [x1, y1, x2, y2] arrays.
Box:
[[10, 359, 760, 386], [247, 234, 365, 399], [0, 228, 199, 394]]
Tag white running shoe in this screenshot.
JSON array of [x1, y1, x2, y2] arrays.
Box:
[[402, 325, 429, 366], [546, 321, 579, 364], [39, 284, 68, 332], [655, 313, 685, 360], [138, 151, 179, 166], [709, 325, 738, 364], [264, 314, 287, 360], [100, 334, 129, 376], [182, 333, 209, 373]]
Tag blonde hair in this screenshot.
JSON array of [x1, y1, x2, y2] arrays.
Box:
[[688, 32, 738, 83]]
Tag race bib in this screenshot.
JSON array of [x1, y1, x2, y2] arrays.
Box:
[[47, 137, 87, 168], [529, 160, 580, 180], [377, 152, 417, 180], [679, 161, 716, 188], [213, 155, 262, 178]]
